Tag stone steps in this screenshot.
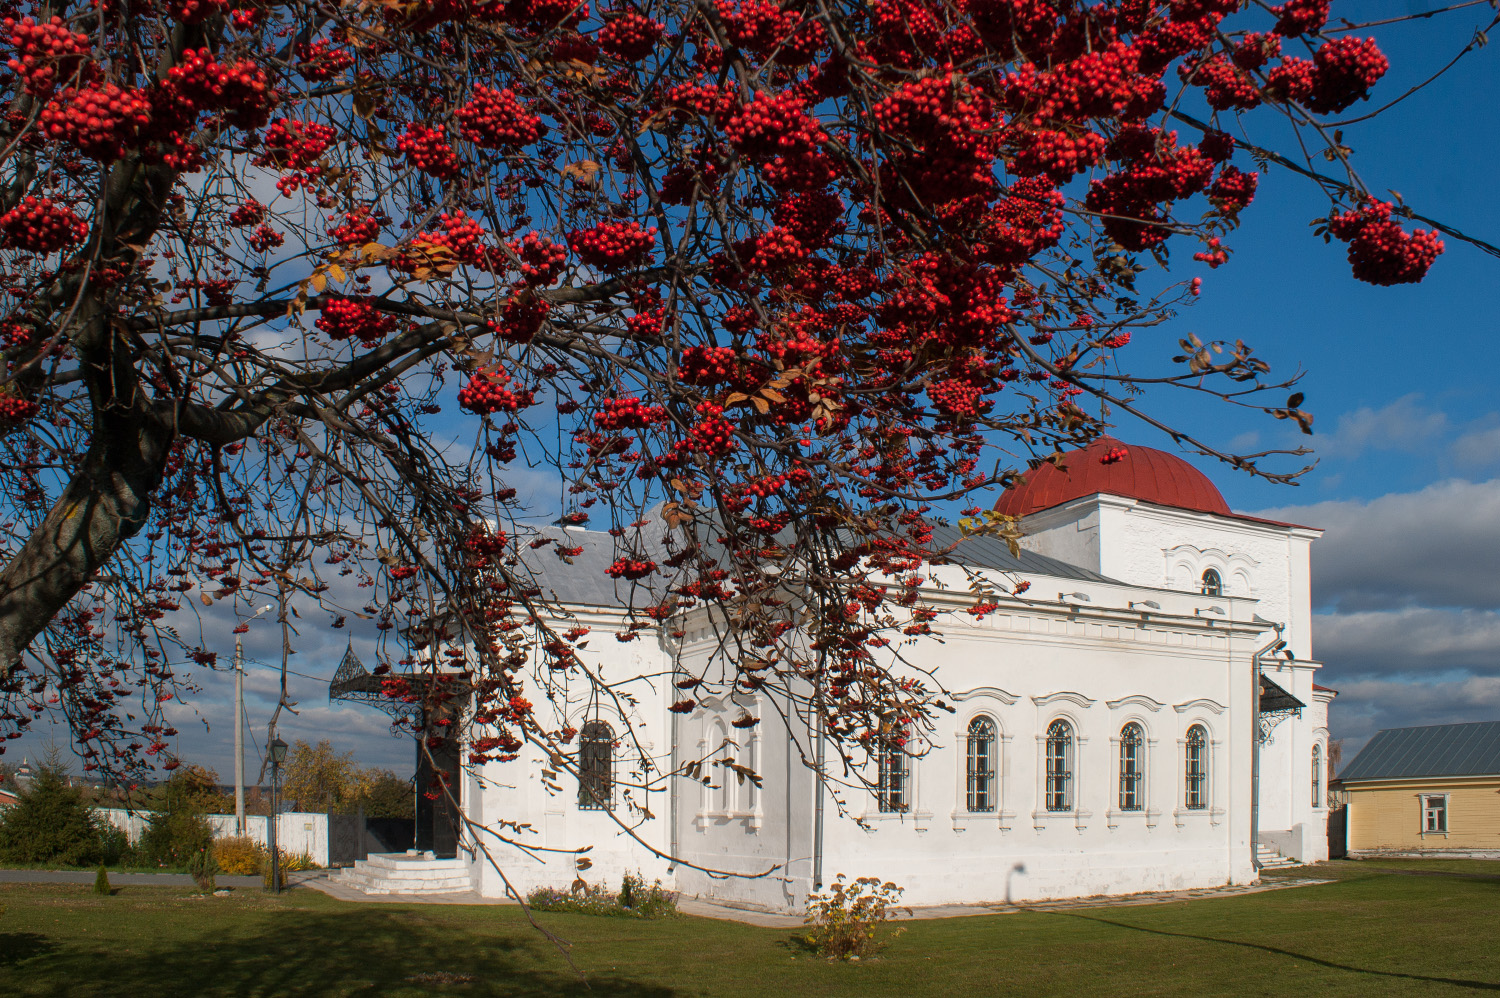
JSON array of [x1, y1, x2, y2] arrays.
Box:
[[1256, 844, 1300, 870], [337, 851, 473, 895]]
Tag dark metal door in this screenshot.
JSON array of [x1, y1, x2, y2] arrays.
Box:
[[328, 811, 362, 866]]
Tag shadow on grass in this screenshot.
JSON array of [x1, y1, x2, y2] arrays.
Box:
[[0, 933, 55, 968], [8, 901, 680, 998], [1051, 910, 1500, 992]]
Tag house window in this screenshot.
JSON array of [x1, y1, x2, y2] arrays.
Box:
[[1200, 568, 1223, 597], [1119, 723, 1144, 811], [578, 720, 615, 811], [1422, 795, 1447, 833], [1311, 744, 1322, 809], [1045, 720, 1073, 812], [966, 716, 998, 813], [1184, 725, 1208, 810], [876, 742, 909, 813]]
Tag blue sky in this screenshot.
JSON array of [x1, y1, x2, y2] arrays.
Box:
[[10, 1, 1500, 781]]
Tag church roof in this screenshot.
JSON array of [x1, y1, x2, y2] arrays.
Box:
[[993, 436, 1234, 519], [1337, 721, 1500, 783]]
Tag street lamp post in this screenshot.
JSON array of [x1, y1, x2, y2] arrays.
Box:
[[235, 604, 275, 836], [268, 735, 288, 893]]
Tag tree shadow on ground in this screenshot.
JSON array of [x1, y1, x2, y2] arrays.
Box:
[[0, 933, 55, 968], [1050, 911, 1500, 993], [7, 897, 680, 998]]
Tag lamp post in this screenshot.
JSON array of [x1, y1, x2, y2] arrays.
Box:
[[235, 604, 275, 836], [268, 735, 288, 893]]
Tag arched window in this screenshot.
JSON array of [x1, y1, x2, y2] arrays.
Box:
[[1200, 568, 1223, 597], [1119, 723, 1144, 811], [713, 720, 734, 813], [578, 720, 614, 811], [1045, 720, 1073, 812], [966, 716, 998, 813], [876, 742, 909, 813], [1311, 744, 1323, 809], [1184, 725, 1208, 810]]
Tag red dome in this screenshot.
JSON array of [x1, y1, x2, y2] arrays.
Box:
[[993, 437, 1233, 518]]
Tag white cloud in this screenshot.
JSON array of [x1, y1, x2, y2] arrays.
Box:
[[1451, 422, 1500, 469], [1314, 607, 1500, 676], [1260, 477, 1500, 611], [1315, 393, 1448, 460]]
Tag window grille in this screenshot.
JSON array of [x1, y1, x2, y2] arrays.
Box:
[[966, 716, 997, 813], [1311, 744, 1322, 808], [1200, 568, 1223, 597], [578, 720, 615, 811], [1045, 720, 1073, 812], [1119, 723, 1144, 811], [876, 742, 909, 813], [1423, 795, 1447, 833], [1184, 725, 1208, 810]]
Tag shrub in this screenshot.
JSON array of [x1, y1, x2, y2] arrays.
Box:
[[139, 808, 213, 868], [93, 864, 110, 896], [96, 823, 128, 866], [801, 876, 908, 960], [281, 851, 321, 872], [214, 836, 268, 876], [526, 874, 679, 919], [0, 765, 112, 866], [187, 845, 217, 892]]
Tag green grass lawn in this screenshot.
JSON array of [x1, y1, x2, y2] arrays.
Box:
[[2, 859, 1497, 997]]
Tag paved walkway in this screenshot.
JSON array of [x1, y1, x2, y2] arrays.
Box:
[[298, 871, 1332, 927]]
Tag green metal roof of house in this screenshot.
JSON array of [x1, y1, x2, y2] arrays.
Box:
[[1337, 721, 1500, 783]]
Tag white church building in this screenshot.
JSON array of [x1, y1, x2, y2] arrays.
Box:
[[339, 437, 1335, 909]]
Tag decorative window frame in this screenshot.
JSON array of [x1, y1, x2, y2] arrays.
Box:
[[576, 717, 619, 813], [1173, 720, 1225, 826], [860, 736, 932, 827], [692, 695, 762, 829], [1163, 545, 1259, 598], [1310, 743, 1324, 811], [1106, 718, 1159, 828], [950, 708, 1014, 831], [1034, 713, 1090, 830], [1419, 792, 1449, 837]]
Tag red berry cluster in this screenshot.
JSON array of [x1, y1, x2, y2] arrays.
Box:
[[1185, 56, 1261, 111], [159, 49, 273, 132], [1271, 0, 1329, 38], [455, 86, 546, 149], [0, 393, 39, 428], [316, 298, 396, 344], [169, 0, 230, 24], [567, 220, 656, 270], [462, 527, 508, 566], [687, 400, 737, 457], [458, 367, 533, 414], [594, 396, 665, 430], [4, 16, 91, 96], [743, 226, 807, 273], [772, 190, 844, 249], [1328, 201, 1444, 287], [1011, 127, 1106, 183], [227, 199, 267, 227], [716, 0, 791, 54], [328, 209, 380, 246], [1208, 166, 1258, 217], [296, 40, 355, 82], [248, 224, 284, 252], [0, 196, 87, 254], [1098, 445, 1129, 465], [486, 294, 551, 342], [507, 231, 567, 284], [39, 83, 152, 162], [725, 92, 826, 161], [1304, 37, 1388, 114], [605, 556, 657, 580], [598, 13, 665, 62], [397, 123, 461, 180], [678, 345, 739, 385], [1192, 236, 1229, 269], [254, 118, 338, 173]]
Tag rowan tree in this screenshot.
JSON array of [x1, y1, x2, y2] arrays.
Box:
[[0, 0, 1490, 851]]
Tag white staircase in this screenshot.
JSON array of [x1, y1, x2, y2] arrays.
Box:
[[337, 851, 473, 895], [1255, 842, 1300, 871]]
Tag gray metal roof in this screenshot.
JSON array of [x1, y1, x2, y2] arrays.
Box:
[[924, 523, 1117, 583], [1337, 721, 1500, 783], [512, 518, 1112, 610]]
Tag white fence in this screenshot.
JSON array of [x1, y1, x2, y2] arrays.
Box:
[[97, 808, 329, 866]]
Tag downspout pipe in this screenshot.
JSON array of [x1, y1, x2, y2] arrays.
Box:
[[813, 710, 825, 893], [1250, 622, 1286, 874]]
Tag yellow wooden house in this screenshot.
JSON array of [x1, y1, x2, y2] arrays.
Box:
[[1336, 721, 1500, 858]]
